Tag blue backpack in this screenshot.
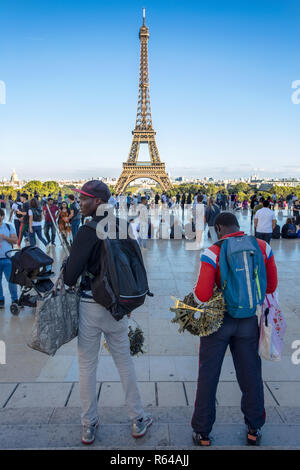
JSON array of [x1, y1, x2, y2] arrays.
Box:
[[216, 235, 267, 318]]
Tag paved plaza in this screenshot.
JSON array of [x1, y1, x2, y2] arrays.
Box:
[[0, 209, 300, 449]]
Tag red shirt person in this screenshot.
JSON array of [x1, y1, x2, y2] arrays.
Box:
[[42, 198, 59, 247], [191, 212, 278, 447]]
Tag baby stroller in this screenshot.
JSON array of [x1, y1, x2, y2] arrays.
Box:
[[6, 246, 54, 315]]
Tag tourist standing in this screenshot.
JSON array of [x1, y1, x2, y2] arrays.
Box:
[[0, 208, 18, 309], [17, 193, 30, 247], [57, 201, 72, 245], [221, 191, 227, 211], [205, 197, 220, 242], [292, 197, 300, 227]]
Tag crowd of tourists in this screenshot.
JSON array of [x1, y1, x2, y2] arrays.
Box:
[[4, 190, 81, 251], [61, 180, 278, 447]]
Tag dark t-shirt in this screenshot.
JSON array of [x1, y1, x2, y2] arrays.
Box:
[[205, 204, 220, 226]]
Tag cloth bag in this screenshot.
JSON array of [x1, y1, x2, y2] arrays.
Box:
[[28, 270, 79, 356], [258, 292, 286, 361]]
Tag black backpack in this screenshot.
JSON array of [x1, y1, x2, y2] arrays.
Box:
[[32, 207, 42, 222], [86, 218, 153, 321]]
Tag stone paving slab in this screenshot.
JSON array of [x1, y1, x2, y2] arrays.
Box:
[[0, 423, 170, 449], [149, 356, 178, 381], [276, 407, 300, 424], [5, 383, 72, 408], [216, 381, 277, 406], [266, 382, 300, 406], [0, 383, 18, 408], [99, 382, 156, 407], [0, 406, 292, 426], [0, 407, 54, 425], [169, 423, 300, 448]]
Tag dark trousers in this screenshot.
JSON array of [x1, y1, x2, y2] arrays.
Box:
[[191, 313, 265, 435], [44, 222, 56, 244], [256, 232, 272, 244], [29, 226, 48, 247], [18, 223, 29, 246]]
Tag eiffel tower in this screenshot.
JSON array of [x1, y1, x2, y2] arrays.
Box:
[[115, 9, 172, 194]]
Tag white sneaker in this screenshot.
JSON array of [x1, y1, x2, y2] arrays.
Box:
[[132, 413, 153, 438]]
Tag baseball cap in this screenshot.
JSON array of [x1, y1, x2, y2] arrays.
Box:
[[73, 180, 111, 202]]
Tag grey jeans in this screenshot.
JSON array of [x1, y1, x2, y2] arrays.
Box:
[[78, 299, 145, 426]]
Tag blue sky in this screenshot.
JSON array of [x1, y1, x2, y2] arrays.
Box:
[[0, 0, 300, 180]]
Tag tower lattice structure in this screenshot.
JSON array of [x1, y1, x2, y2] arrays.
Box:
[[115, 10, 172, 194]]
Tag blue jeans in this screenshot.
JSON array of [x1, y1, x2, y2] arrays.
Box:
[[0, 258, 18, 302], [256, 232, 272, 244], [71, 219, 80, 241], [29, 226, 48, 247]]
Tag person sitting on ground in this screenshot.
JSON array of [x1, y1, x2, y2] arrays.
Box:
[[58, 201, 72, 245], [254, 200, 277, 244], [63, 180, 152, 445], [191, 212, 278, 447], [281, 218, 298, 239]]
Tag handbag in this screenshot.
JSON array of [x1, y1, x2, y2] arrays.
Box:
[[258, 291, 286, 361], [28, 269, 80, 356]]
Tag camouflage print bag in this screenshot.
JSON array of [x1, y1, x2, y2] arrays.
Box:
[[28, 270, 79, 356]]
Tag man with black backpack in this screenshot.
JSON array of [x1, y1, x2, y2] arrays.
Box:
[[0, 208, 18, 309], [63, 180, 152, 445], [68, 194, 81, 242], [191, 212, 278, 446]]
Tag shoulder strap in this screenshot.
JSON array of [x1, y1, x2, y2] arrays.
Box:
[[6, 223, 10, 232], [214, 239, 224, 249]]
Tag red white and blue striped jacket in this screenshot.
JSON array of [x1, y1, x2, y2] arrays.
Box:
[[194, 231, 278, 303]]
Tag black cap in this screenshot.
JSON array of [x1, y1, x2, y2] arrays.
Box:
[[73, 180, 111, 202]]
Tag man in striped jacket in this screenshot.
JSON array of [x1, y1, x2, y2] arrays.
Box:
[[191, 212, 278, 447]]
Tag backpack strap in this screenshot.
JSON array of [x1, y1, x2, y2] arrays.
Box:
[[5, 223, 11, 232]]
